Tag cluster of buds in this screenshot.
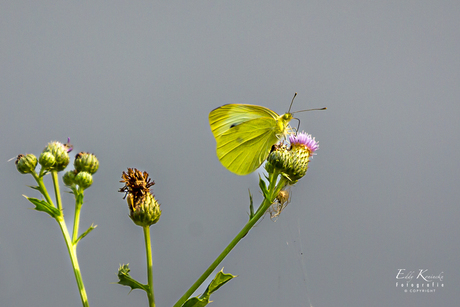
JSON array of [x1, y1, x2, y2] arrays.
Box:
[[62, 152, 99, 190], [266, 132, 319, 184], [39, 140, 73, 171], [15, 139, 98, 193], [15, 139, 74, 175], [119, 168, 161, 227]]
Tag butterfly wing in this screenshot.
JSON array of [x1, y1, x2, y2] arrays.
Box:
[[214, 117, 280, 175], [209, 104, 279, 138]]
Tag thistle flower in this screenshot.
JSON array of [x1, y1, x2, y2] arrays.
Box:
[[266, 132, 319, 184], [119, 168, 161, 227], [15, 154, 37, 174], [74, 152, 99, 174], [39, 151, 56, 169], [42, 140, 71, 171], [63, 170, 77, 187], [75, 171, 93, 190], [289, 132, 319, 154]]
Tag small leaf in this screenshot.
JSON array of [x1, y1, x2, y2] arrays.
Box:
[[205, 269, 235, 295], [75, 223, 97, 244], [181, 297, 208, 307], [24, 195, 60, 218], [182, 269, 236, 307], [116, 264, 148, 292], [281, 172, 293, 182], [248, 189, 254, 219], [258, 176, 268, 198]]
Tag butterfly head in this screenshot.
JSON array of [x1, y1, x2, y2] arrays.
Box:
[[276, 112, 294, 137]]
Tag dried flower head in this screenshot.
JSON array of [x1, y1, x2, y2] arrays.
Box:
[[119, 168, 160, 227], [119, 168, 155, 199]]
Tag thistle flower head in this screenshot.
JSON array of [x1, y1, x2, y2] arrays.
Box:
[[119, 168, 161, 227], [266, 132, 319, 184], [39, 151, 56, 169], [74, 152, 99, 174], [15, 154, 37, 174], [289, 132, 319, 154], [63, 170, 78, 187], [42, 140, 71, 171], [74, 171, 93, 190]]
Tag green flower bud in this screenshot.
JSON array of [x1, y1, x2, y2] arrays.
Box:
[[127, 192, 161, 227], [283, 148, 310, 183], [266, 144, 290, 171], [74, 152, 99, 174], [39, 151, 56, 169], [43, 141, 70, 171], [63, 170, 77, 187], [74, 171, 93, 189], [15, 154, 37, 174]]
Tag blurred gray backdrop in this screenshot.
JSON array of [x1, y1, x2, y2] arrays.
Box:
[[1, 1, 459, 307]]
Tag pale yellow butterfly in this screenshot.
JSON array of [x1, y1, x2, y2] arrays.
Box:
[[209, 93, 325, 175]]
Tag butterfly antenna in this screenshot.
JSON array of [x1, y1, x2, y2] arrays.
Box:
[[287, 92, 298, 113], [292, 107, 327, 114]]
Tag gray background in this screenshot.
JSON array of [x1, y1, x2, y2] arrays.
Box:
[[1, 1, 459, 306]]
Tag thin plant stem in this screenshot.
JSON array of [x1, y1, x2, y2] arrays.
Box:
[[73, 190, 84, 243], [173, 174, 289, 307], [32, 170, 90, 307], [57, 216, 90, 307], [144, 226, 156, 307], [51, 170, 63, 211], [31, 171, 55, 207]]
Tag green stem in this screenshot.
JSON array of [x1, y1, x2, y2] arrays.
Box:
[[173, 174, 288, 307], [32, 170, 89, 306], [51, 170, 63, 211], [73, 190, 84, 243], [57, 216, 90, 307], [143, 226, 155, 307], [31, 171, 55, 208]]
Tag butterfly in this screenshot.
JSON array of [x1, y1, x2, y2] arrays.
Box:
[[209, 93, 325, 175]]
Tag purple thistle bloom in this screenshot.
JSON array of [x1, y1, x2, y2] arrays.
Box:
[[65, 137, 73, 153], [289, 132, 319, 153]]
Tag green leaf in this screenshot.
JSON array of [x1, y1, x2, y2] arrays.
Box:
[[258, 175, 268, 198], [206, 269, 235, 294], [182, 269, 236, 307], [75, 223, 97, 244], [248, 189, 254, 219], [182, 297, 208, 307], [116, 264, 149, 292], [24, 195, 61, 218]]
